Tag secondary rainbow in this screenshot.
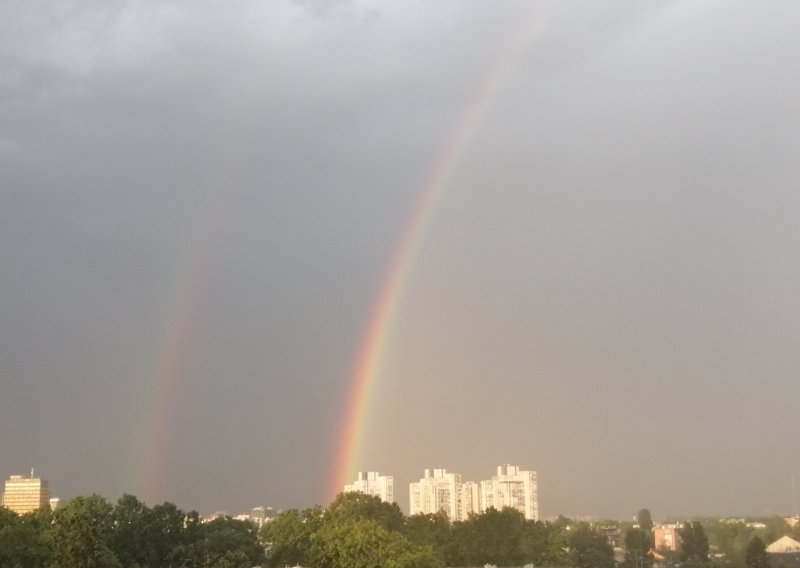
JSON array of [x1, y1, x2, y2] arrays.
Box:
[[331, 8, 543, 497], [136, 180, 231, 504]]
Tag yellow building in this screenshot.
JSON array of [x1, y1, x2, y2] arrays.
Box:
[[3, 473, 50, 514]]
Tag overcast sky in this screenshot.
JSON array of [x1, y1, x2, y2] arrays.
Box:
[[3, 0, 800, 520]]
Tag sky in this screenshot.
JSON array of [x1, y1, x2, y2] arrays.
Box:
[[2, 0, 800, 520]]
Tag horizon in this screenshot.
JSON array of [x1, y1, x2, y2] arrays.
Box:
[[6, 467, 799, 523]]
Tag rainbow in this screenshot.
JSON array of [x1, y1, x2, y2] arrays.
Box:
[[136, 182, 230, 504], [330, 8, 544, 498]]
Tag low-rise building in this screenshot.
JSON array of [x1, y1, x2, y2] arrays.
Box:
[[654, 524, 682, 552]]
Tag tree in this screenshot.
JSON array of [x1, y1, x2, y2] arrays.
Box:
[[403, 512, 450, 561], [745, 536, 770, 568], [143, 502, 188, 568], [201, 517, 265, 568], [625, 528, 653, 568], [447, 518, 476, 567], [554, 514, 574, 528], [110, 494, 149, 568], [261, 508, 319, 568], [327, 492, 405, 533], [0, 506, 52, 568], [52, 495, 121, 568], [568, 523, 615, 568], [314, 518, 442, 568], [470, 507, 527, 566], [638, 509, 654, 533], [172, 510, 205, 568], [704, 518, 758, 568], [680, 521, 710, 565], [520, 520, 570, 567], [763, 517, 790, 546]]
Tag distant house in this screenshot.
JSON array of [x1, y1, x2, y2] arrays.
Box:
[[767, 536, 800, 554], [766, 535, 800, 568], [654, 524, 682, 552]]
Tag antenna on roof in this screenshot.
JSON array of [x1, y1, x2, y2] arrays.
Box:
[[30, 468, 34, 478]]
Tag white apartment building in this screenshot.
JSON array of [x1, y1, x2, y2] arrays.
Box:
[[343, 471, 394, 503], [479, 464, 538, 521], [459, 480, 480, 521], [410, 468, 476, 521]]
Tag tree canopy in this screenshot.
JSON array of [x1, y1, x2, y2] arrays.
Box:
[[745, 536, 770, 568], [680, 521, 711, 566]]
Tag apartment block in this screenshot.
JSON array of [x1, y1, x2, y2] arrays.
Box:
[[410, 468, 464, 520], [479, 464, 538, 521], [343, 471, 394, 503]]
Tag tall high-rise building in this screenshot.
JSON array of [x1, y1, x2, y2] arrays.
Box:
[[459, 480, 480, 521], [479, 464, 538, 521], [3, 473, 50, 514], [343, 471, 394, 503], [410, 468, 475, 520]]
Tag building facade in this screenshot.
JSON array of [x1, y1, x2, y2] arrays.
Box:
[[654, 524, 682, 551], [410, 468, 467, 520], [479, 464, 538, 521], [343, 471, 394, 503], [459, 480, 480, 521], [3, 473, 50, 514]]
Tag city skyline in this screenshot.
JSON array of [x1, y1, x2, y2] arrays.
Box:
[[3, 1, 800, 519], [5, 467, 800, 527], [6, 466, 798, 522]]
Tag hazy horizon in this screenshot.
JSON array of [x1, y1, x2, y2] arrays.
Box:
[[3, 0, 800, 520]]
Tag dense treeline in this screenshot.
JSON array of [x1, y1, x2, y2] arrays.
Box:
[[0, 494, 263, 568], [2, 492, 799, 568], [262, 492, 610, 568]]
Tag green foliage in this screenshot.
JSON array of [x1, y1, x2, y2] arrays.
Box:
[[625, 528, 654, 568], [521, 520, 570, 567], [202, 517, 266, 568], [0, 506, 52, 568], [314, 518, 442, 568], [638, 509, 654, 532], [261, 508, 318, 568], [568, 523, 615, 568], [555, 514, 574, 528], [109, 494, 149, 568], [446, 508, 527, 566], [264, 495, 573, 568], [469, 507, 527, 566], [403, 512, 451, 560], [0, 493, 267, 568], [745, 536, 770, 568], [327, 491, 406, 533], [680, 521, 711, 564], [704, 519, 760, 568], [763, 517, 791, 545], [145, 502, 188, 567], [0, 491, 601, 568], [51, 495, 121, 568]]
